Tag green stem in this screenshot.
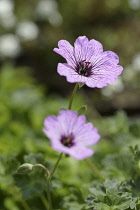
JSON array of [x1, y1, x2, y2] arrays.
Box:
[[33, 164, 50, 177], [40, 194, 49, 209], [33, 164, 52, 209], [85, 159, 105, 180], [21, 200, 31, 210], [46, 179, 53, 210], [50, 153, 63, 178], [68, 83, 79, 110]]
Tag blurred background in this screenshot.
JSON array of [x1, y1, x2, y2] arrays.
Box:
[[0, 0, 140, 209], [0, 0, 140, 116]]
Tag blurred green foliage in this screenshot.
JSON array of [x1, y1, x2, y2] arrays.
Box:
[[85, 179, 138, 210], [0, 64, 140, 209]]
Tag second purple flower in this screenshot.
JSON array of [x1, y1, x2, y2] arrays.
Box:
[[54, 36, 123, 88], [43, 110, 100, 160]]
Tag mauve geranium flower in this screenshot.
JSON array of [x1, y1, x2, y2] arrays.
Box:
[[43, 110, 100, 160], [53, 36, 123, 88]]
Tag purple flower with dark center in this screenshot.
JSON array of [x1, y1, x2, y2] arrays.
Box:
[[53, 36, 123, 88], [43, 110, 100, 160]]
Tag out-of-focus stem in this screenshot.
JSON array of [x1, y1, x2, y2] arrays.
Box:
[[50, 153, 63, 178], [85, 159, 105, 180], [21, 200, 30, 210], [46, 179, 53, 210], [33, 164, 50, 177], [33, 164, 52, 209], [40, 194, 49, 209]]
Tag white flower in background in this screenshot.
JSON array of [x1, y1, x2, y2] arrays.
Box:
[[36, 0, 57, 17], [132, 53, 140, 72], [16, 21, 39, 41], [0, 0, 16, 28], [36, 0, 63, 26], [122, 54, 140, 83], [0, 13, 16, 28], [129, 0, 140, 9], [48, 12, 62, 27], [0, 34, 20, 58], [0, 0, 13, 15], [122, 65, 135, 82], [101, 77, 124, 97]]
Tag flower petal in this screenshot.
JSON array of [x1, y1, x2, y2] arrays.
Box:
[[74, 36, 103, 63], [57, 63, 87, 83], [86, 39, 103, 61], [68, 147, 94, 160], [57, 110, 78, 135], [74, 36, 89, 62], [74, 122, 100, 146], [88, 64, 123, 88], [43, 115, 62, 141], [90, 51, 120, 68], [51, 142, 93, 160], [53, 40, 75, 66]]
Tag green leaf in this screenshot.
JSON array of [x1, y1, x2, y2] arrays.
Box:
[[85, 179, 137, 210]]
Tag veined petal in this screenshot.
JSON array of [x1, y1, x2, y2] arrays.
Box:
[[85, 65, 123, 88], [53, 40, 75, 66], [85, 39, 103, 61], [57, 63, 88, 83], [90, 51, 119, 68], [57, 63, 74, 76], [74, 36, 89, 62]]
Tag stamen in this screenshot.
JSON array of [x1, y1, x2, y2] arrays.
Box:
[[61, 134, 75, 148], [76, 60, 92, 77]]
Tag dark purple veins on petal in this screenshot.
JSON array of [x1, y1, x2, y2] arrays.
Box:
[[61, 134, 75, 148], [76, 60, 92, 77]]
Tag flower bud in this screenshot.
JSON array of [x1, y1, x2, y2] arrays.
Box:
[[78, 105, 87, 115], [17, 163, 34, 175]]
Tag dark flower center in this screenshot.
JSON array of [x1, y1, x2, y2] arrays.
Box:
[[61, 134, 75, 148], [76, 60, 92, 77]]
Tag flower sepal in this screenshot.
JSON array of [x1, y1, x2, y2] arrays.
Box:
[[78, 82, 85, 88], [78, 105, 87, 115]]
